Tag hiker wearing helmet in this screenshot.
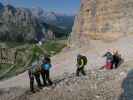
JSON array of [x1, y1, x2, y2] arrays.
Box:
[[28, 61, 42, 93], [76, 54, 87, 76], [102, 49, 113, 69], [41, 55, 53, 86]]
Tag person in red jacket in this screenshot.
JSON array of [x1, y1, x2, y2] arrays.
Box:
[[101, 49, 113, 70]]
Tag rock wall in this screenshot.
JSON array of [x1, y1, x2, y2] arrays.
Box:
[[69, 0, 133, 47]]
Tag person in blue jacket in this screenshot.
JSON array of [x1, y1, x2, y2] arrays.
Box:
[[41, 55, 53, 86]]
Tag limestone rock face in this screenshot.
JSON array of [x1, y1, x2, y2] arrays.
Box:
[[69, 0, 133, 47]]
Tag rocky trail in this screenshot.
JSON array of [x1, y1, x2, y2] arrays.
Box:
[[0, 61, 133, 100], [0, 36, 133, 100]]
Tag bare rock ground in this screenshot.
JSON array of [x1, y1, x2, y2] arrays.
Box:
[[0, 62, 133, 100], [27, 64, 133, 100]]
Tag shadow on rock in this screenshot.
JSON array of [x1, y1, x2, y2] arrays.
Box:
[[119, 69, 133, 100]]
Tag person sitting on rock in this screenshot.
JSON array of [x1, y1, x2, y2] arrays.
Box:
[[101, 49, 113, 70], [41, 55, 53, 86], [28, 61, 42, 93], [76, 54, 87, 76]]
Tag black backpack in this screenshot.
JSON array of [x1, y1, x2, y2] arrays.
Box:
[[81, 56, 88, 65], [77, 55, 88, 66]]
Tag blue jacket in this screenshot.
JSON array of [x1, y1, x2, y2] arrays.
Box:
[[42, 63, 52, 70]]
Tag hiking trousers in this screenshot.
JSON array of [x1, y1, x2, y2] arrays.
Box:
[[113, 61, 119, 69], [41, 70, 53, 86], [76, 67, 86, 76], [113, 56, 121, 69], [29, 73, 42, 92]]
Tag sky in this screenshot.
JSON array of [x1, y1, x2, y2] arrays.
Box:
[[0, 0, 80, 15]]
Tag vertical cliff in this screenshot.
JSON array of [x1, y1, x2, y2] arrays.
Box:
[[69, 0, 133, 47]]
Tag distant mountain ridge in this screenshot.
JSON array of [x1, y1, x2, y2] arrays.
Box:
[[0, 3, 75, 42], [31, 8, 75, 35]]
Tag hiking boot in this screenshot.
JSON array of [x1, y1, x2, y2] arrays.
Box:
[[42, 83, 47, 87], [39, 86, 42, 89], [31, 90, 36, 93]]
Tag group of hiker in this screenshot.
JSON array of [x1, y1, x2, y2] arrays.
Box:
[[101, 49, 123, 70], [28, 54, 53, 93], [28, 46, 123, 93]]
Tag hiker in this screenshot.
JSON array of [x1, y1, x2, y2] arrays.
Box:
[[76, 54, 87, 76], [28, 61, 42, 93], [112, 50, 122, 69], [41, 55, 53, 86], [102, 50, 113, 70]]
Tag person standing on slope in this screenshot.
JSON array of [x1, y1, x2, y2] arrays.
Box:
[[41, 55, 53, 86], [76, 54, 87, 76], [28, 61, 42, 93], [112, 49, 123, 69]]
